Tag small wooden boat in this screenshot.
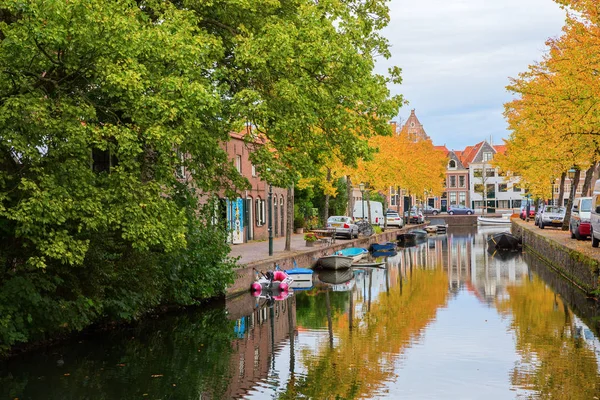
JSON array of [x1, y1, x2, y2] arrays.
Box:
[[477, 216, 511, 226], [412, 229, 428, 241], [336, 247, 368, 262], [424, 225, 438, 233], [486, 246, 520, 261], [370, 242, 397, 252], [317, 268, 354, 285], [352, 260, 386, 268], [371, 250, 398, 258], [487, 232, 520, 250], [397, 232, 416, 245], [318, 254, 354, 270], [286, 267, 313, 282]]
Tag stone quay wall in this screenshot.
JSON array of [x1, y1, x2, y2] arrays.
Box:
[[511, 220, 600, 294]]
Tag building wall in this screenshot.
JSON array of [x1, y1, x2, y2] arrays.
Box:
[[221, 136, 288, 243]]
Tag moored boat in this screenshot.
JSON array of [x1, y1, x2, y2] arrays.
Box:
[[397, 232, 416, 246], [477, 216, 512, 226], [352, 260, 386, 268], [487, 231, 521, 250], [317, 268, 354, 285], [371, 250, 398, 258], [318, 254, 354, 270], [286, 267, 313, 282], [336, 247, 369, 262], [412, 229, 428, 241], [370, 242, 397, 252]]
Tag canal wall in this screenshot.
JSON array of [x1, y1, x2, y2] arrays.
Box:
[[511, 220, 600, 295]]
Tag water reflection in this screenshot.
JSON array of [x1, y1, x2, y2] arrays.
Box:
[[3, 227, 600, 399]]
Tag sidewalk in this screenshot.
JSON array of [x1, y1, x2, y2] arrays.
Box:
[[228, 233, 315, 265]]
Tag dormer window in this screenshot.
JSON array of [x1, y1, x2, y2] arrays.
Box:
[[483, 152, 493, 162], [448, 160, 456, 169]]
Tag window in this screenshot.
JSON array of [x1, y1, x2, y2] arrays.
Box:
[[473, 169, 482, 178], [487, 184, 495, 198], [236, 155, 242, 173], [459, 192, 466, 205], [513, 200, 522, 208], [450, 192, 457, 204], [483, 152, 493, 162], [513, 184, 521, 192], [499, 184, 508, 192], [450, 176, 456, 188], [251, 164, 256, 177], [448, 160, 456, 169], [485, 169, 495, 178], [473, 200, 484, 209], [498, 200, 510, 208], [459, 176, 465, 188], [474, 184, 484, 193]]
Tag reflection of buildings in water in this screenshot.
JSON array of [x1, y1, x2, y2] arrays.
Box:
[[224, 296, 296, 399], [393, 227, 530, 302]]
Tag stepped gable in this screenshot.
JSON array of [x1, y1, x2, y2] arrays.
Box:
[[401, 109, 430, 141]]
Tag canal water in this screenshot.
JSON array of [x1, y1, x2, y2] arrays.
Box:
[[3, 226, 600, 399]]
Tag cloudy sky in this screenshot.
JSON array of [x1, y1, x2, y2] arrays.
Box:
[[378, 0, 567, 151]]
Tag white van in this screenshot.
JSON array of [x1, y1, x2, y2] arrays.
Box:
[[353, 200, 384, 226], [590, 180, 600, 247]]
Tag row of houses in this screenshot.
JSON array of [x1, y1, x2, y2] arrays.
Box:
[[356, 110, 589, 217], [222, 110, 592, 244]]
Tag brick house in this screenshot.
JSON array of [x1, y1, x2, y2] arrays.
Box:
[[219, 131, 288, 244]]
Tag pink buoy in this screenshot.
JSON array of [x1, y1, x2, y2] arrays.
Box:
[[273, 270, 287, 282], [251, 282, 262, 293], [278, 282, 289, 292]]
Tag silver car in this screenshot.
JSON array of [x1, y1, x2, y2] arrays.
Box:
[[538, 205, 566, 229], [326, 216, 358, 239]]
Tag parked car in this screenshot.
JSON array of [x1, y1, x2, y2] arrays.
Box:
[[447, 204, 474, 215], [385, 210, 404, 228], [591, 179, 600, 247], [404, 207, 425, 224], [537, 205, 566, 229], [520, 206, 536, 220], [326, 216, 358, 239], [422, 205, 441, 215], [570, 197, 592, 239]]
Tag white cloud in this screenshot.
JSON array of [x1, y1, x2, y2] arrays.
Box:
[[379, 0, 567, 149]]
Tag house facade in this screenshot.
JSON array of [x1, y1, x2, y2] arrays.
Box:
[[220, 132, 288, 244], [443, 148, 470, 213], [466, 141, 525, 212]]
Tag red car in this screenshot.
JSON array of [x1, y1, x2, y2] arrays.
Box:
[[520, 207, 535, 220]]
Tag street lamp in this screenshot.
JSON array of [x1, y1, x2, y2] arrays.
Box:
[[268, 183, 273, 256], [359, 182, 365, 221]]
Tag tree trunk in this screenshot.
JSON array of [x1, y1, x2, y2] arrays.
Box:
[[285, 184, 294, 251], [346, 175, 353, 217], [562, 169, 581, 231], [558, 172, 566, 205], [382, 195, 388, 231], [366, 190, 372, 224], [323, 168, 331, 224], [581, 163, 595, 198], [396, 186, 401, 213]]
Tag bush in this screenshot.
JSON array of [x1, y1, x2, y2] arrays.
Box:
[[373, 225, 383, 234], [294, 216, 305, 229], [304, 233, 318, 242]]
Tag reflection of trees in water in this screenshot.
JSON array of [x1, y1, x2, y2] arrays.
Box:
[[0, 308, 236, 400], [496, 275, 600, 397], [278, 267, 449, 399]]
